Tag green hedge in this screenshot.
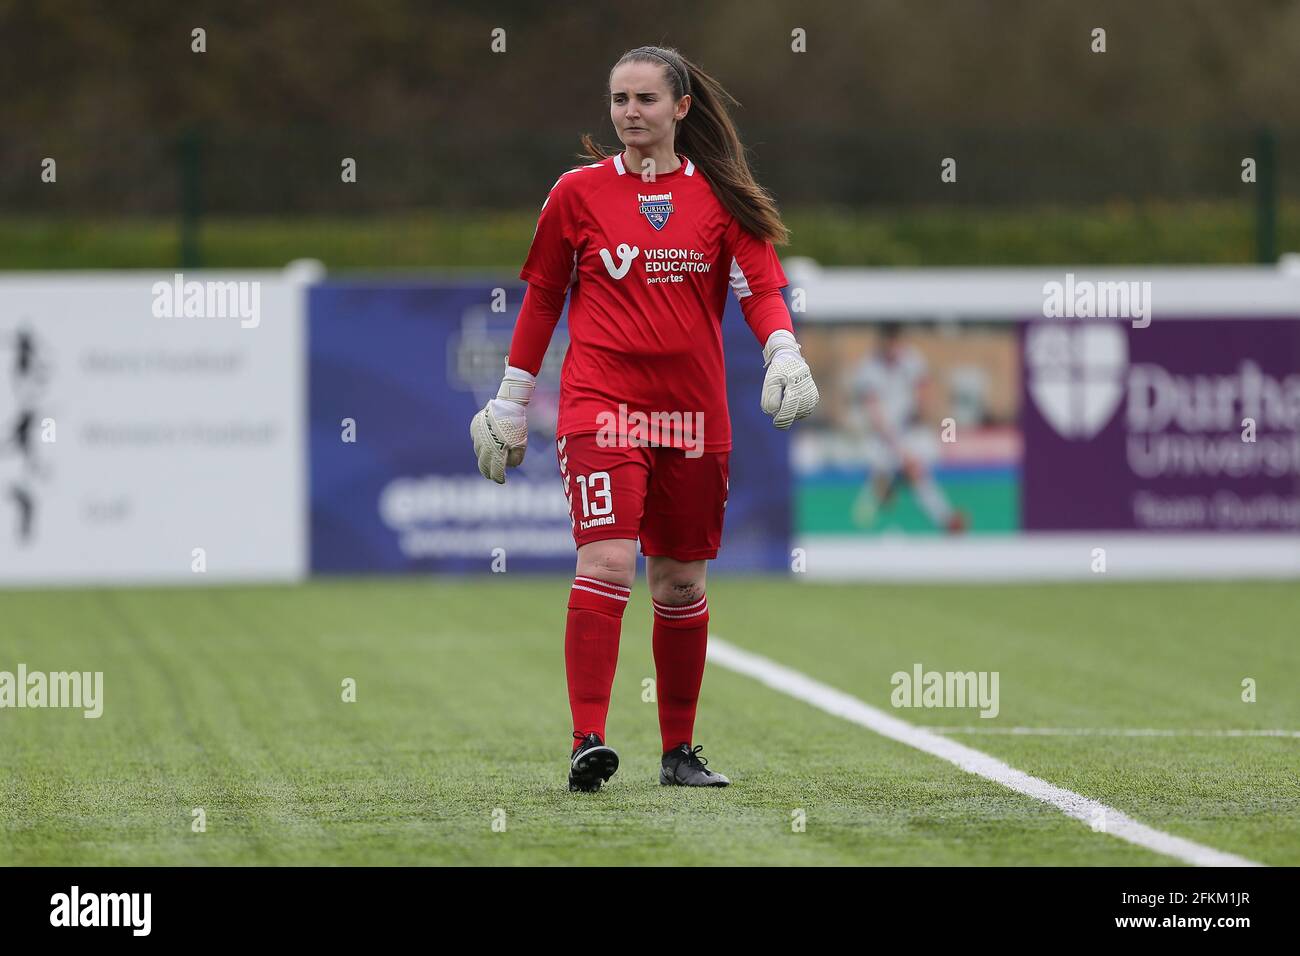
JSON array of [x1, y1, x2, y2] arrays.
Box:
[[1, 200, 1294, 270]]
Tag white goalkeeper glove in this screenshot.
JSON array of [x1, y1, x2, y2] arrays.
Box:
[[469, 363, 535, 483], [761, 329, 819, 429]]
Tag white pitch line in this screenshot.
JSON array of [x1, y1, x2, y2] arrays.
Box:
[[928, 727, 1300, 738], [708, 638, 1264, 867]]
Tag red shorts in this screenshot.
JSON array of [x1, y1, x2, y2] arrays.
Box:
[[556, 432, 730, 561]]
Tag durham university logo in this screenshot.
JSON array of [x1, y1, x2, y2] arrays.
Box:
[[638, 192, 673, 231]]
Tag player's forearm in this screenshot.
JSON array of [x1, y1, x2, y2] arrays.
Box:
[[739, 288, 794, 347], [507, 282, 566, 376]]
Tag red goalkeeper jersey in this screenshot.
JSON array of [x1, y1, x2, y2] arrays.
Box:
[[518, 151, 792, 453]]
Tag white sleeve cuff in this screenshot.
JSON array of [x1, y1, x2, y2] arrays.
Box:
[[762, 329, 800, 365], [498, 363, 537, 403]]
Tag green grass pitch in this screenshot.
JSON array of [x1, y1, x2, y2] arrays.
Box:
[[1, 577, 1296, 866]]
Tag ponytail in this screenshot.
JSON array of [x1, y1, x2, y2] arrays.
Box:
[[579, 45, 789, 245]]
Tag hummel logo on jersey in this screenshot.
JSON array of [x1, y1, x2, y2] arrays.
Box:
[[599, 242, 640, 279], [638, 192, 674, 231]]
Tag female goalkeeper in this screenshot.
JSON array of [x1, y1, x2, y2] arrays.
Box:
[[470, 45, 818, 792]]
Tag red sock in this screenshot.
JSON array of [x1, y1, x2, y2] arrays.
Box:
[[652, 593, 709, 754], [566, 575, 630, 750]]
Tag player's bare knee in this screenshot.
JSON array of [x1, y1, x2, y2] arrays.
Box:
[[579, 557, 635, 587], [576, 540, 636, 587], [660, 582, 702, 606], [654, 579, 703, 606]]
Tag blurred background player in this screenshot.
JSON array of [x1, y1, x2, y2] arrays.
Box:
[[849, 321, 966, 534]]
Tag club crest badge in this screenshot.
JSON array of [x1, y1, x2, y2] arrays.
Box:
[[638, 192, 674, 231]]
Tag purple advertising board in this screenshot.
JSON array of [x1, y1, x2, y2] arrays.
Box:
[[1021, 316, 1300, 531]]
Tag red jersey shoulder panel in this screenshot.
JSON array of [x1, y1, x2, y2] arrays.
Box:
[[723, 215, 789, 301], [518, 157, 618, 293]]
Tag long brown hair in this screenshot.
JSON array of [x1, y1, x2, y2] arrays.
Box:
[[579, 45, 789, 246]]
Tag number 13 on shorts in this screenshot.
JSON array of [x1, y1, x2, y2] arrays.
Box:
[[574, 471, 612, 518], [557, 432, 729, 561]]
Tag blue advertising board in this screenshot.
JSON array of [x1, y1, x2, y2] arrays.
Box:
[[309, 281, 791, 574]]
